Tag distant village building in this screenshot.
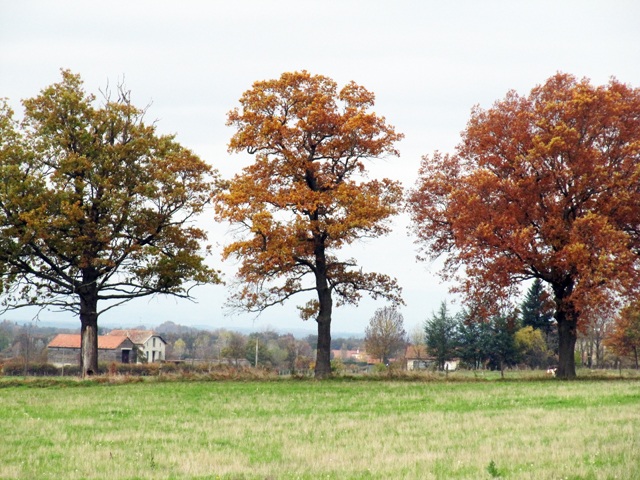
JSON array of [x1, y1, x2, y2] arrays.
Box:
[[108, 330, 166, 363], [330, 348, 371, 363], [405, 345, 429, 371], [47, 334, 136, 367], [405, 345, 458, 371]]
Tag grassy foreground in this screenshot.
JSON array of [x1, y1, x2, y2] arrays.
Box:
[[0, 376, 638, 479]]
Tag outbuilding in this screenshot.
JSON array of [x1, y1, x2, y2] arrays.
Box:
[[47, 334, 136, 367], [108, 330, 166, 362]]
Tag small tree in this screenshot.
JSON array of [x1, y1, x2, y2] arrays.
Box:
[[172, 338, 187, 360], [425, 302, 458, 370], [514, 326, 551, 369], [221, 332, 247, 366], [456, 309, 488, 370], [485, 313, 519, 377], [364, 306, 407, 365], [245, 334, 274, 368], [521, 280, 555, 339], [605, 303, 640, 369]]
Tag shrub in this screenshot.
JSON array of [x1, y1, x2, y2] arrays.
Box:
[[2, 361, 59, 376], [330, 358, 346, 375], [372, 363, 388, 374], [60, 364, 82, 376]]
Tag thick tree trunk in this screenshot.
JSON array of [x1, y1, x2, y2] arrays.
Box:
[[557, 318, 577, 379], [311, 225, 334, 379], [314, 284, 333, 379], [315, 307, 332, 379], [554, 290, 578, 380], [313, 238, 333, 379], [79, 286, 99, 377]]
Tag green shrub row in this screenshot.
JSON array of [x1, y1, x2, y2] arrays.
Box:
[[1, 362, 59, 376], [0, 360, 264, 377]]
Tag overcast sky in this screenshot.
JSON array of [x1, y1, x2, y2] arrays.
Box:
[[1, 1, 639, 335]]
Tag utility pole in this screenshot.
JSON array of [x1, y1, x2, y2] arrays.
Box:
[[255, 337, 259, 368], [23, 323, 31, 377]]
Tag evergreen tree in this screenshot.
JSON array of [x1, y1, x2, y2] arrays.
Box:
[[485, 313, 519, 377], [521, 279, 554, 334], [456, 309, 488, 369], [425, 302, 458, 370]]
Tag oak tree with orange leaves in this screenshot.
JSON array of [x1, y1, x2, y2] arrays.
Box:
[[215, 71, 403, 378], [605, 303, 640, 369], [408, 73, 640, 379], [0, 71, 221, 376]]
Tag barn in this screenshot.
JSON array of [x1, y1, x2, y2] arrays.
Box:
[[47, 334, 137, 367]]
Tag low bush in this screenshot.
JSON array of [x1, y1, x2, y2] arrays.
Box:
[[2, 361, 58, 376]]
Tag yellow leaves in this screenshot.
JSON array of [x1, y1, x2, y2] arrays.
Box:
[[339, 81, 375, 107], [227, 71, 402, 171], [219, 71, 403, 312], [297, 300, 319, 321]]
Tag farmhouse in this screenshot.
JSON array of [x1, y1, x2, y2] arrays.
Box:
[[405, 345, 430, 371], [108, 329, 166, 363], [405, 345, 458, 371], [47, 334, 136, 367]]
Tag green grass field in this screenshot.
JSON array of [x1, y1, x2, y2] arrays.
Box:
[[1, 375, 639, 479]]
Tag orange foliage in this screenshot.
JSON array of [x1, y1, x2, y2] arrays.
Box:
[[215, 71, 403, 377], [605, 303, 640, 368], [408, 73, 640, 378]]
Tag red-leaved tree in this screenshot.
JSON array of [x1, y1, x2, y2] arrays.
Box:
[[408, 73, 640, 379]]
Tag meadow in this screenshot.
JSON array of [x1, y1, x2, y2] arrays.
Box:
[[0, 373, 639, 479]]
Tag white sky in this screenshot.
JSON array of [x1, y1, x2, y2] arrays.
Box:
[[1, 1, 639, 336]]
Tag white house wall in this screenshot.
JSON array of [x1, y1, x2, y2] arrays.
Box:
[[142, 336, 166, 362]]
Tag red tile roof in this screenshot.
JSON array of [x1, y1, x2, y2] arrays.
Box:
[[108, 329, 157, 345], [405, 345, 429, 359], [47, 334, 130, 350]]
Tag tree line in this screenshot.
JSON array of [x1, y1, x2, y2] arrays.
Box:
[[363, 279, 640, 373], [2, 69, 640, 378], [0, 319, 368, 373]]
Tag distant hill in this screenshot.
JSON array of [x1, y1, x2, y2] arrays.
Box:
[[154, 321, 202, 335], [4, 318, 361, 339]]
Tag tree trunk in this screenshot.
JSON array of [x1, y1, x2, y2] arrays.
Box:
[[554, 299, 578, 379], [314, 285, 333, 379], [79, 283, 99, 377], [312, 229, 333, 379], [315, 311, 331, 379], [550, 278, 578, 379]]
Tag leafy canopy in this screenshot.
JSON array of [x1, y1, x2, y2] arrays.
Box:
[[364, 306, 407, 363], [408, 73, 640, 319], [216, 71, 404, 316], [0, 70, 221, 315], [605, 302, 640, 364], [424, 302, 458, 370]]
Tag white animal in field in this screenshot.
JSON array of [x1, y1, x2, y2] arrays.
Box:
[[546, 367, 557, 377]]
